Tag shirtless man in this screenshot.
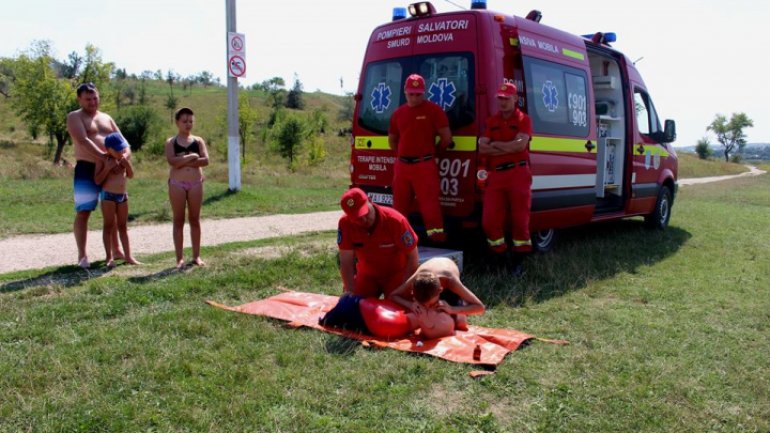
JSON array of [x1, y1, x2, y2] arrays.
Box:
[[389, 257, 485, 339], [66, 82, 125, 268]]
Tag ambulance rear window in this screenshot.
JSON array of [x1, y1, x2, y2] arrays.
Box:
[[358, 61, 404, 135], [357, 54, 475, 135], [523, 57, 590, 138]]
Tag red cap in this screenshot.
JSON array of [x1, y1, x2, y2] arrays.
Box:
[[340, 188, 370, 218], [404, 74, 426, 94], [496, 82, 517, 98]]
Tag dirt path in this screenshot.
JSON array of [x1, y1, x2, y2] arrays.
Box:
[[1, 166, 765, 275], [678, 165, 766, 186], [0, 211, 341, 275]]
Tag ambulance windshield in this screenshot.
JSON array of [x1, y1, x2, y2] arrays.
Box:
[[357, 53, 475, 135]]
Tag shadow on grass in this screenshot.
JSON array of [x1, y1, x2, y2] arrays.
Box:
[[323, 334, 360, 356], [461, 220, 692, 307], [0, 263, 113, 293], [127, 266, 183, 284], [203, 188, 238, 207]]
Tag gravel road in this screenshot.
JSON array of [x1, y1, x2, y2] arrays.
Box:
[[0, 211, 341, 275]]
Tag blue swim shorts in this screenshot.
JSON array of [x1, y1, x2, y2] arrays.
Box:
[[73, 160, 101, 212], [100, 190, 128, 204]]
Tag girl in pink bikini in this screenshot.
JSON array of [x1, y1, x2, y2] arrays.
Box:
[[165, 107, 209, 269]]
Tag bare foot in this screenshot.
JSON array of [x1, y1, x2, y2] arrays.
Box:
[[176, 259, 186, 269], [78, 256, 90, 269], [124, 256, 142, 265], [112, 250, 125, 260], [192, 257, 206, 267], [106, 259, 116, 269]]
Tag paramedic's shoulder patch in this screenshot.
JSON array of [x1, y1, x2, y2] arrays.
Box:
[[401, 230, 415, 248]]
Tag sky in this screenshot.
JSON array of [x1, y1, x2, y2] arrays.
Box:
[[3, 0, 769, 147]]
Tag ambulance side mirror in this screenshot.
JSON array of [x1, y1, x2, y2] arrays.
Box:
[[662, 119, 676, 144]]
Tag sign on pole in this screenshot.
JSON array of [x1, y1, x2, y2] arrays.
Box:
[[226, 2, 241, 191], [228, 32, 246, 78]]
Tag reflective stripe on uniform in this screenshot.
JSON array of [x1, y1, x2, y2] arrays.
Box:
[[426, 228, 444, 236], [487, 237, 505, 247], [513, 239, 532, 247]]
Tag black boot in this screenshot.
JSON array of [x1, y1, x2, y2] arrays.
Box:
[[509, 252, 525, 277]]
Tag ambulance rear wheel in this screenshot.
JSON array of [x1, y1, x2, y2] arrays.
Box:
[[532, 229, 557, 253], [644, 185, 672, 230]]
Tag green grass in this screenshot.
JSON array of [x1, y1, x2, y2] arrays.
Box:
[[1, 174, 768, 432], [676, 152, 748, 178]]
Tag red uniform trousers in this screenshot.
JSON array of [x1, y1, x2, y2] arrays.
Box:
[[392, 159, 445, 240], [482, 164, 533, 253], [353, 270, 405, 299]]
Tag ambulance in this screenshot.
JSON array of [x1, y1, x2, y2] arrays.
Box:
[[350, 1, 677, 251]]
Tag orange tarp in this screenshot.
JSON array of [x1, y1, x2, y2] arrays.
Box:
[[208, 291, 556, 367]]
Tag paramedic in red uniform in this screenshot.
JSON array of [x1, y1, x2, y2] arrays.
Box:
[[478, 82, 533, 275], [337, 188, 420, 298], [388, 74, 452, 243]]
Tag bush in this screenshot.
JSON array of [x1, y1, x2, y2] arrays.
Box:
[[114, 105, 162, 152], [695, 137, 712, 160]]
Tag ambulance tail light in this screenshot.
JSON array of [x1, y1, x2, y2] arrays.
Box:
[[408, 2, 436, 17], [471, 0, 487, 9], [393, 7, 407, 21]]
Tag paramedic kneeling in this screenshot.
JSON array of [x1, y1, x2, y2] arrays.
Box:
[[478, 82, 533, 276], [337, 188, 419, 298]]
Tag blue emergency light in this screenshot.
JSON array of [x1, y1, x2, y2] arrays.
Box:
[[392, 7, 407, 21], [582, 32, 617, 45], [471, 0, 487, 9]]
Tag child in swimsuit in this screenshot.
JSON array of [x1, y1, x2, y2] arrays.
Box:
[[389, 257, 485, 339], [94, 132, 141, 268], [165, 107, 209, 269]]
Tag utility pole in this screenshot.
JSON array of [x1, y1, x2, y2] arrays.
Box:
[[226, 0, 241, 191]]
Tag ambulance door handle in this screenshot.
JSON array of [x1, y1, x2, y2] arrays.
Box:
[[636, 144, 645, 155], [584, 140, 595, 152]]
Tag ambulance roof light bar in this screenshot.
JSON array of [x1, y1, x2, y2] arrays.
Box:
[[581, 32, 617, 45], [393, 7, 407, 21], [408, 2, 436, 17], [471, 0, 487, 9]]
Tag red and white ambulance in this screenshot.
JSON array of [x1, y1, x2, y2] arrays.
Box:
[[350, 1, 677, 250]]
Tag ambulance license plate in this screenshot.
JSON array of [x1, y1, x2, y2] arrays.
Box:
[[367, 193, 393, 205]]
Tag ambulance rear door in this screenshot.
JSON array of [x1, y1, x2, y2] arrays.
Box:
[[517, 28, 597, 230]]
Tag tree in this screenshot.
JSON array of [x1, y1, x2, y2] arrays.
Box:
[[695, 137, 712, 160], [238, 94, 260, 158], [9, 42, 113, 164], [275, 116, 305, 169], [707, 113, 754, 162], [10, 42, 75, 164], [286, 75, 305, 110], [0, 57, 14, 98], [114, 105, 161, 152]]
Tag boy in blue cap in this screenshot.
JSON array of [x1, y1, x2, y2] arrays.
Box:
[[94, 132, 141, 267]]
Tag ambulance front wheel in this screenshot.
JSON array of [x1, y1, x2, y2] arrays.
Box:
[[532, 229, 557, 253], [644, 185, 672, 230]]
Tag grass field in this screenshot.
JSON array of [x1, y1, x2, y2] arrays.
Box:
[[676, 152, 749, 178], [1, 172, 768, 432]]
